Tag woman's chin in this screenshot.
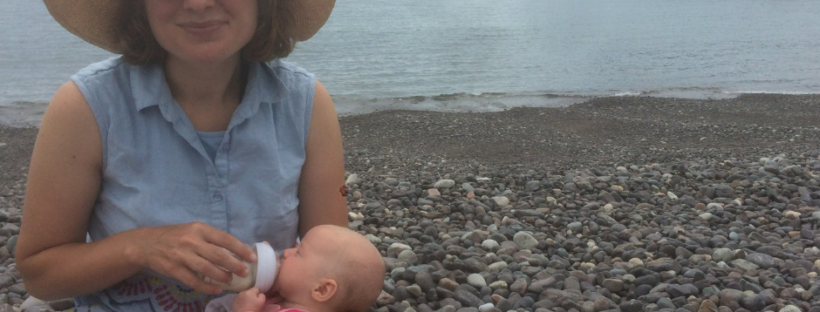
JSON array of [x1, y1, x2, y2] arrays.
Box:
[[167, 47, 241, 66]]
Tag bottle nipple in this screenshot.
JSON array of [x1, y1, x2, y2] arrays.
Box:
[[253, 242, 278, 292]]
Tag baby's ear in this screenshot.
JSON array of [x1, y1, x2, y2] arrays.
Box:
[[311, 278, 338, 302]]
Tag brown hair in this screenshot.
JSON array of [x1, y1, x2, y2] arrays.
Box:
[[116, 0, 296, 66]]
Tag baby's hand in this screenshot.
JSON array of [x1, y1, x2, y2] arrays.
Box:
[[232, 288, 268, 312]]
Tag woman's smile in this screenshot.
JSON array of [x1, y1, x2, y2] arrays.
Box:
[[179, 20, 228, 36]]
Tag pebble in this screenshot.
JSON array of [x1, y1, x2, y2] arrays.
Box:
[[732, 259, 760, 271], [491, 196, 509, 207], [488, 281, 507, 290], [567, 221, 582, 233], [512, 232, 538, 250], [712, 248, 734, 262], [398, 250, 418, 264], [781, 306, 802, 312], [477, 303, 494, 312], [345, 173, 359, 185], [699, 300, 718, 312], [619, 300, 644, 312], [745, 253, 774, 269], [480, 240, 498, 251], [602, 279, 623, 293], [466, 274, 486, 288], [434, 179, 456, 189]]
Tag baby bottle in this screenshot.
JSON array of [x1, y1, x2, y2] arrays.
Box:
[[204, 242, 279, 292]]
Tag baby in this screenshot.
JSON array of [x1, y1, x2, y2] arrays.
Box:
[[205, 225, 385, 312]]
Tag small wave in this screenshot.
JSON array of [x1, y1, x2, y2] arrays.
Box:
[[613, 91, 643, 97], [725, 90, 820, 95], [332, 91, 590, 116]]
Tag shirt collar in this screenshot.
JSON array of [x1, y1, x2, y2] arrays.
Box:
[[131, 61, 285, 113]]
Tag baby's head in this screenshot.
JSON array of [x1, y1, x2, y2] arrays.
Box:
[[273, 225, 384, 312]]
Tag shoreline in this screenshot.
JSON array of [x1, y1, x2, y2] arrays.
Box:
[[1, 94, 820, 311], [4, 92, 820, 128]]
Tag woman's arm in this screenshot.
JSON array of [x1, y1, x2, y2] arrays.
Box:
[[16, 82, 255, 300], [297, 81, 348, 238]]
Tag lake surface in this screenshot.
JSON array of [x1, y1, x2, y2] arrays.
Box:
[[1, 0, 819, 125]]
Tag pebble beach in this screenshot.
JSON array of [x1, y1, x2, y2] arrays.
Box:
[[1, 94, 820, 312]]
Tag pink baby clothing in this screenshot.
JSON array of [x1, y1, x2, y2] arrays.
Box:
[[204, 294, 310, 312]]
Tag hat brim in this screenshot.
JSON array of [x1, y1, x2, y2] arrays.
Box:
[[43, 0, 335, 54]]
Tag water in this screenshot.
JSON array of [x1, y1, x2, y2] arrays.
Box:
[[2, 0, 820, 125]]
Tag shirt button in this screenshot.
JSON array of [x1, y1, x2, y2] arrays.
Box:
[[212, 193, 223, 201]]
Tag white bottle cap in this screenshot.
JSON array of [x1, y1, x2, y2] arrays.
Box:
[[254, 242, 277, 292]]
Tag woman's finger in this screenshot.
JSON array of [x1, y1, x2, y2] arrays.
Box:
[[204, 229, 256, 265], [185, 253, 234, 285], [168, 264, 225, 295], [197, 244, 249, 279]]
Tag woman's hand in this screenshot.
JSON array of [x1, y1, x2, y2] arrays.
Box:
[[127, 222, 257, 294]]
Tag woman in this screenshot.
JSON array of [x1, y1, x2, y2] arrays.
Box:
[[15, 0, 347, 310]]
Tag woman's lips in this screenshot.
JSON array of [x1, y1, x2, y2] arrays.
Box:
[[180, 21, 226, 35]]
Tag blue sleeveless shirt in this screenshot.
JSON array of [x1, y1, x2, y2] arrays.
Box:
[[68, 57, 314, 311]]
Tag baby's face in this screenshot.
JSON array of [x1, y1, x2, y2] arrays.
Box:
[[272, 226, 341, 299]]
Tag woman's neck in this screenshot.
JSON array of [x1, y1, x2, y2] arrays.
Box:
[[163, 54, 246, 109]]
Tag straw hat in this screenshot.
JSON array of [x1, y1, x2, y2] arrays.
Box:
[[43, 0, 336, 53]]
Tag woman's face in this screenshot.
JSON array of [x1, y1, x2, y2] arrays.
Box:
[[144, 0, 258, 64]]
